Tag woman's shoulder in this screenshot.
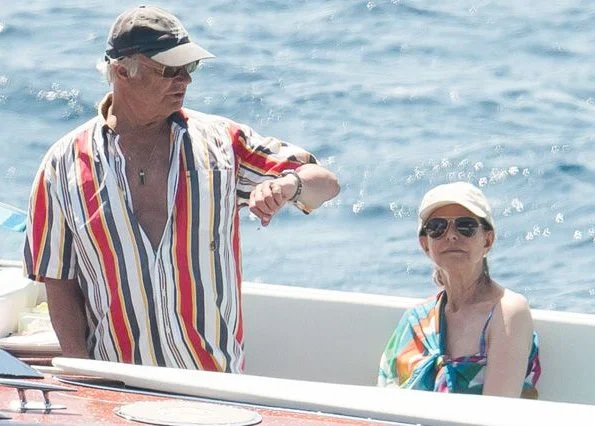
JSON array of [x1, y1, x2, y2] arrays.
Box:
[[408, 291, 443, 313], [499, 288, 531, 316], [395, 292, 443, 327], [491, 286, 534, 334]]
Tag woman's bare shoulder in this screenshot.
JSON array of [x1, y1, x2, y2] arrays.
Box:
[[500, 288, 530, 312], [493, 287, 533, 330]]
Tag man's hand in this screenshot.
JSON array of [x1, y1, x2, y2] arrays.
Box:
[[249, 174, 298, 226]]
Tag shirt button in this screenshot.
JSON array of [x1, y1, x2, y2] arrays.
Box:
[[210, 241, 217, 251]]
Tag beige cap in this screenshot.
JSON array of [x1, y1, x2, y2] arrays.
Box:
[[418, 181, 495, 234]]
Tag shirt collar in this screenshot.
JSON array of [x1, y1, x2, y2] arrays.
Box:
[[97, 92, 189, 133], [97, 92, 117, 134]]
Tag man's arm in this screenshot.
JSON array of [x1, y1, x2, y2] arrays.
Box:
[[290, 164, 340, 210], [45, 278, 89, 358], [249, 164, 340, 226]]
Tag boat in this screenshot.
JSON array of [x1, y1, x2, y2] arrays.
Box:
[[1, 259, 594, 425]]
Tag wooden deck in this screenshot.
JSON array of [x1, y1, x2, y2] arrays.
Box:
[[0, 374, 398, 425]]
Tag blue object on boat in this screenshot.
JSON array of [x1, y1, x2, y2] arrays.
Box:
[[0, 349, 43, 379], [0, 202, 26, 232]]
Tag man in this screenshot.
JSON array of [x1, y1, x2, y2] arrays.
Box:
[[23, 5, 339, 373]]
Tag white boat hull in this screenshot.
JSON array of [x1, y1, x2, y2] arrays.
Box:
[[242, 281, 595, 406], [53, 357, 595, 426]]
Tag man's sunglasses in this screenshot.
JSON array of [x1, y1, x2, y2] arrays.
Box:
[[422, 216, 483, 239], [141, 60, 200, 79]]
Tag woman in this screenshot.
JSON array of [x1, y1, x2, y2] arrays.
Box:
[[378, 182, 540, 398]]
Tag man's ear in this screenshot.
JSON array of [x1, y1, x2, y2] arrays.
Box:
[[114, 64, 129, 80]]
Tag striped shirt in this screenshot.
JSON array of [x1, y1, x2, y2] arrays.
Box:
[[24, 94, 316, 372]]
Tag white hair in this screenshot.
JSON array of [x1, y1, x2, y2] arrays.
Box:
[[97, 56, 140, 84]]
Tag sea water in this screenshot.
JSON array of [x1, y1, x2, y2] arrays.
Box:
[[1, 0, 594, 313]]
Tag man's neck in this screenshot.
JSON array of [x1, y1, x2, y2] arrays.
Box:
[[108, 94, 171, 139]]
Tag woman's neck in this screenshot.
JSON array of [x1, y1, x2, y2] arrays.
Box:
[[441, 266, 491, 312]]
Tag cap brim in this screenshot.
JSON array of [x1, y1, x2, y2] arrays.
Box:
[[420, 200, 487, 222], [150, 42, 215, 66], [418, 200, 489, 235]]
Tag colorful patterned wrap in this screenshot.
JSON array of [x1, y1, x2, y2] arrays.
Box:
[[378, 291, 541, 396]]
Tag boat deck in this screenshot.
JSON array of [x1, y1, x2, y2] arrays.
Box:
[[0, 373, 402, 425]]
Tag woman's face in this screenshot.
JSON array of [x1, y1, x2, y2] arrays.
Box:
[[419, 204, 494, 271]]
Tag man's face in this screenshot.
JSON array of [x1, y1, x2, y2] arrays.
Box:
[[123, 55, 194, 120]]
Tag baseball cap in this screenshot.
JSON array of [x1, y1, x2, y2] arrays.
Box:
[[418, 181, 495, 234], [105, 5, 215, 66]]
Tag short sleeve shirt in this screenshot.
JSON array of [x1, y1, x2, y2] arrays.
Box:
[[24, 94, 317, 372]]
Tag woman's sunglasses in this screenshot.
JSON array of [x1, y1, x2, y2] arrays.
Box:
[[141, 60, 200, 79], [422, 216, 482, 239]]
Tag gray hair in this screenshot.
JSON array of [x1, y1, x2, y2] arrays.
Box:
[[97, 56, 140, 84]]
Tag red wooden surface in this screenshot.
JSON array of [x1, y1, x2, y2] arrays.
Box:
[[0, 375, 389, 425]]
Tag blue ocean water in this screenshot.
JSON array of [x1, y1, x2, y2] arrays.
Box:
[[1, 0, 594, 313]]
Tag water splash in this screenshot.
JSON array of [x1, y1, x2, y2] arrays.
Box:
[[352, 200, 365, 214], [389, 202, 413, 219], [448, 90, 461, 103], [320, 156, 336, 167], [405, 166, 425, 184], [35, 83, 83, 118], [4, 166, 15, 179], [551, 144, 570, 154], [352, 169, 370, 214], [36, 84, 79, 102], [511, 198, 524, 212]]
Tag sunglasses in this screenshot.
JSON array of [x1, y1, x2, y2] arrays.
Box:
[[422, 216, 482, 239], [141, 60, 200, 79]]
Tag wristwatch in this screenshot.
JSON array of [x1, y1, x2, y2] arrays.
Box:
[[280, 169, 303, 202]]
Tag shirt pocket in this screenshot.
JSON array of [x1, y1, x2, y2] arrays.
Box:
[[184, 168, 236, 233]]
